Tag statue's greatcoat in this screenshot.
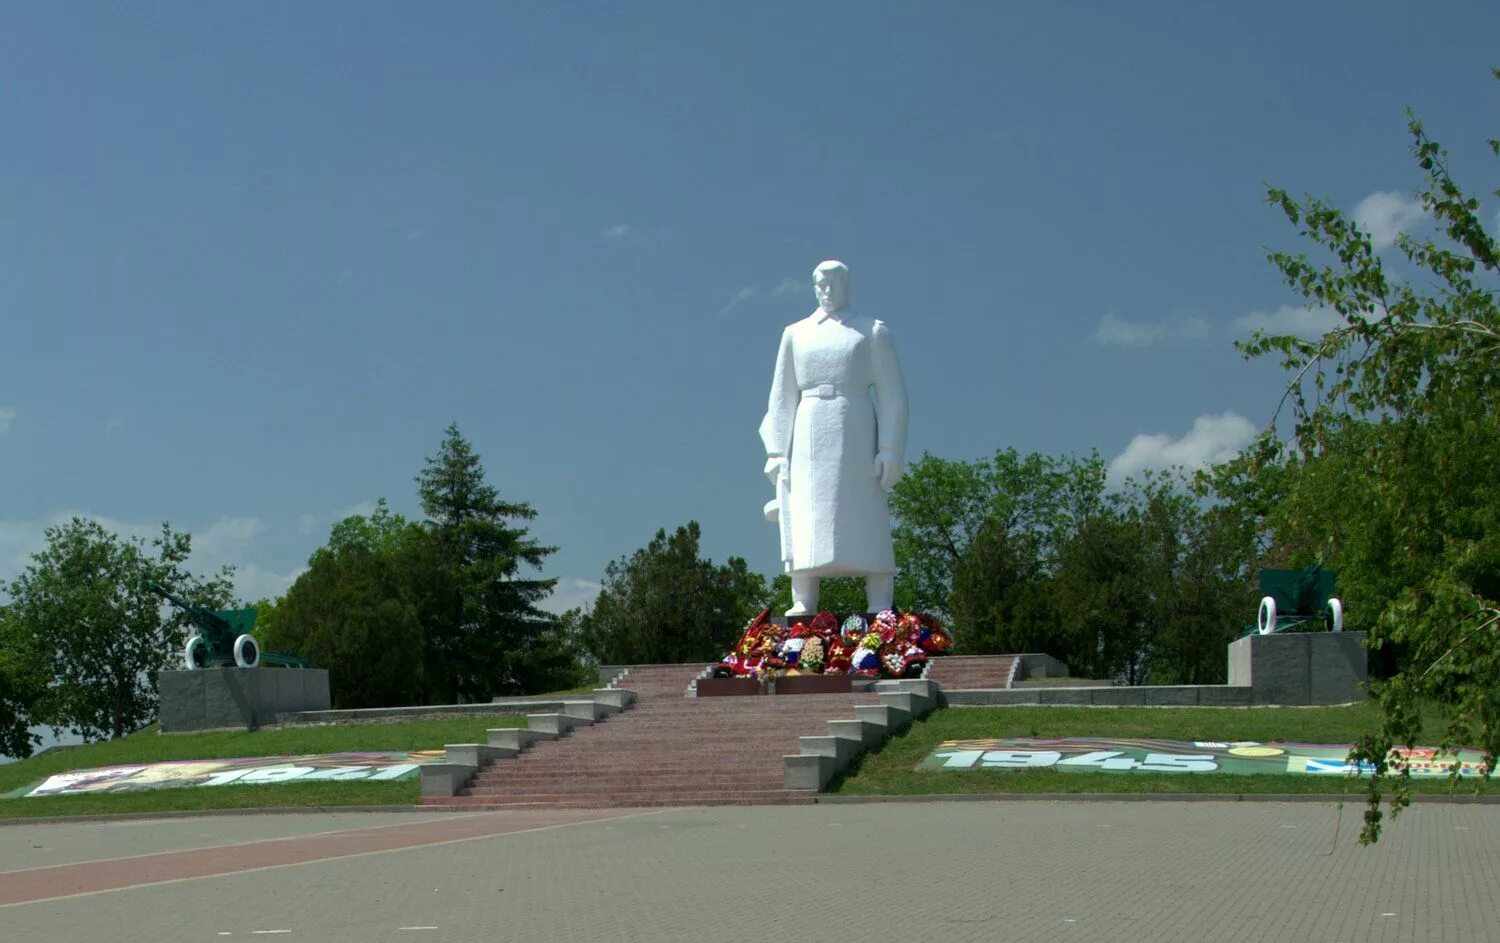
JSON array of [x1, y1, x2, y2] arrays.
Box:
[[759, 308, 908, 575]]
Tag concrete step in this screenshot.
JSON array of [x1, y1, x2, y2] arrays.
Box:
[[467, 777, 788, 793], [423, 792, 818, 808], [456, 787, 812, 802], [476, 754, 797, 768]]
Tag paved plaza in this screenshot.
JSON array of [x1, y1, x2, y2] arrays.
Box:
[[1, 800, 1495, 942]]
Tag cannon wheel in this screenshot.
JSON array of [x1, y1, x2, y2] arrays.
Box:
[[233, 634, 261, 669], [1327, 598, 1344, 633], [1257, 596, 1278, 635], [184, 635, 210, 670]]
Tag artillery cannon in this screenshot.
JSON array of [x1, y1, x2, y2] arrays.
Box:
[[147, 583, 311, 670], [1253, 565, 1344, 635]]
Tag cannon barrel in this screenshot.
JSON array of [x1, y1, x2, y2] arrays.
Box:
[[146, 581, 233, 637]]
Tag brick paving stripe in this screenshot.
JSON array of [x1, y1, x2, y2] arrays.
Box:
[[0, 808, 639, 906]]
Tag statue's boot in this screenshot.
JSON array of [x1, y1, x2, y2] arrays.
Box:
[[866, 573, 895, 613], [785, 574, 820, 617]]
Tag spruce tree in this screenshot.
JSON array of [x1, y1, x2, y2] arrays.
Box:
[[415, 423, 569, 699]]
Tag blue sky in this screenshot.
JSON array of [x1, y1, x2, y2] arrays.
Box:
[[3, 2, 1498, 613]]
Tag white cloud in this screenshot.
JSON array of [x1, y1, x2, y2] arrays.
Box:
[[601, 223, 632, 240], [772, 277, 804, 297], [1233, 304, 1343, 339], [1090, 312, 1209, 348], [403, 228, 426, 243], [720, 286, 757, 316], [336, 500, 380, 520], [231, 563, 305, 603], [1108, 412, 1258, 486], [0, 406, 15, 435], [0, 512, 158, 594], [0, 512, 296, 604], [1353, 190, 1426, 251], [539, 577, 603, 615]]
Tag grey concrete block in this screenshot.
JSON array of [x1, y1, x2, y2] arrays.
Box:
[[798, 735, 858, 769], [783, 753, 836, 791], [300, 671, 331, 712], [1227, 635, 1255, 687], [526, 713, 582, 736], [487, 728, 551, 750], [877, 679, 938, 715], [1034, 687, 1093, 706], [1309, 633, 1368, 704], [157, 671, 205, 733], [160, 668, 332, 732], [1226, 631, 1369, 706], [420, 763, 477, 797], [1258, 634, 1311, 705], [881, 702, 914, 730], [874, 679, 938, 700], [202, 670, 252, 727], [444, 743, 517, 767], [852, 704, 895, 732], [942, 689, 1041, 706], [878, 691, 924, 717], [1016, 653, 1071, 680], [560, 700, 605, 722], [1088, 687, 1150, 706], [1198, 685, 1254, 706], [828, 719, 882, 748], [1136, 686, 1203, 706], [591, 689, 635, 711]]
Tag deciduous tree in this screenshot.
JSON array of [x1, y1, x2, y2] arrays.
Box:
[[1, 518, 233, 743], [578, 522, 768, 665], [1239, 73, 1500, 840]]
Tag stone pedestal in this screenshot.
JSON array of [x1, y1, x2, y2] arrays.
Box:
[[159, 668, 331, 732], [1226, 631, 1367, 705]]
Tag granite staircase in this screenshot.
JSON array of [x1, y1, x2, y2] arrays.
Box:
[[422, 664, 938, 809], [925, 655, 1018, 690]]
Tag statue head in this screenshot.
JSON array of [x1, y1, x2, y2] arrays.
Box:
[[813, 260, 851, 313]]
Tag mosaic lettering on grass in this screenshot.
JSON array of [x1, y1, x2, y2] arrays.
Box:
[[16, 751, 446, 797], [919, 738, 1493, 777]]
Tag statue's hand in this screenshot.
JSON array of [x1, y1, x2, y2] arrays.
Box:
[[875, 450, 904, 491], [764, 455, 788, 486]]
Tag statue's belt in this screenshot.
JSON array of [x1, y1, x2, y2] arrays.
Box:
[[800, 383, 867, 399]]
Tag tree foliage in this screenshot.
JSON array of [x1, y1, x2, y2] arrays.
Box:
[[578, 521, 768, 665], [0, 609, 46, 758], [415, 423, 573, 699], [895, 448, 1251, 681], [0, 518, 233, 748], [1236, 73, 1500, 841], [267, 540, 427, 709], [889, 449, 1108, 619], [267, 426, 583, 707], [766, 574, 870, 617]]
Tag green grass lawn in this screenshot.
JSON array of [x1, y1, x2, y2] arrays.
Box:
[[830, 701, 1485, 798], [0, 715, 524, 820]]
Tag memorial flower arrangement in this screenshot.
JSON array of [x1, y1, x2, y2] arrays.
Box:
[[799, 637, 826, 673], [712, 608, 952, 680]]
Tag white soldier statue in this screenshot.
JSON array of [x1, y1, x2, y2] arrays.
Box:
[[759, 260, 909, 616]]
